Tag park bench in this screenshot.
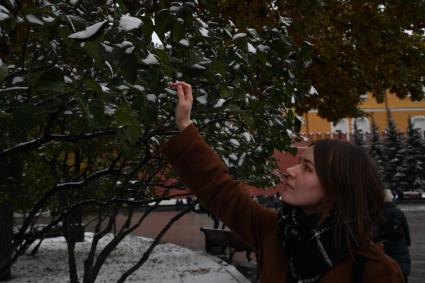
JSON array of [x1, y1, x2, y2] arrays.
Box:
[[200, 227, 253, 263]]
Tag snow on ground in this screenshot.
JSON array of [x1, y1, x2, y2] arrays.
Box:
[[11, 233, 249, 283]]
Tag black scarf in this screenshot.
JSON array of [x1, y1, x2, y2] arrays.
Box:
[[278, 204, 355, 283]]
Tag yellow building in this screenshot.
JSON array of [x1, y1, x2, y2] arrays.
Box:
[[301, 92, 425, 140]]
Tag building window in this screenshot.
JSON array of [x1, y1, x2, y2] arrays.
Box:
[[412, 116, 425, 135], [352, 117, 370, 133], [331, 119, 348, 133]]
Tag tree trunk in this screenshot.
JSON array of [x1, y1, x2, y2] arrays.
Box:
[[0, 201, 13, 281], [70, 207, 85, 243]]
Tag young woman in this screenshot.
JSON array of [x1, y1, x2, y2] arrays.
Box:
[[378, 189, 411, 282], [162, 82, 404, 282]]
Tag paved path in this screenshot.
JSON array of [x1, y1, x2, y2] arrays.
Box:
[[398, 203, 425, 283], [124, 202, 424, 283]]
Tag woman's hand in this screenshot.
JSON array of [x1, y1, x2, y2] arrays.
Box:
[[169, 81, 193, 131]]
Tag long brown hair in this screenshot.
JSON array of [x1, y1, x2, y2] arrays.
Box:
[[311, 139, 385, 257]]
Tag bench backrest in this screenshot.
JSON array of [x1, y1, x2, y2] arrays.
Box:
[[200, 227, 231, 246], [200, 227, 251, 251]]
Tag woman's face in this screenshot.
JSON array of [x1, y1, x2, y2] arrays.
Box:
[[282, 146, 325, 214]]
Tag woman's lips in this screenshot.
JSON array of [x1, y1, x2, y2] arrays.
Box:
[[283, 183, 294, 191], [283, 183, 295, 191]]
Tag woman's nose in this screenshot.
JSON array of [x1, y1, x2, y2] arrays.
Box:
[[285, 166, 296, 179]]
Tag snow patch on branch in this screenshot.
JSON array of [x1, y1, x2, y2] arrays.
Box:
[[25, 14, 44, 25], [119, 14, 142, 31], [141, 53, 159, 65], [68, 21, 107, 39]]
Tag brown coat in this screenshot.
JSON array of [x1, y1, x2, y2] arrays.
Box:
[[161, 124, 404, 283]]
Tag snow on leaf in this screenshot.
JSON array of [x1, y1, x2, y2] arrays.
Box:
[[105, 61, 114, 78], [190, 63, 206, 70], [25, 14, 43, 25], [68, 20, 107, 39], [125, 46, 135, 54], [214, 98, 225, 108], [247, 43, 256, 54], [42, 16, 55, 23], [178, 39, 189, 46], [164, 88, 176, 95], [309, 86, 318, 96], [232, 33, 247, 40], [0, 11, 9, 21], [199, 27, 209, 37], [115, 41, 133, 48], [12, 76, 24, 84], [101, 43, 113, 52], [238, 152, 246, 167], [146, 94, 156, 102], [117, 85, 129, 90], [229, 139, 240, 146], [142, 53, 159, 65], [257, 44, 270, 52], [196, 95, 207, 105], [100, 84, 110, 93], [133, 85, 145, 92], [119, 14, 142, 31], [241, 132, 251, 143], [0, 5, 9, 13], [169, 5, 181, 13]]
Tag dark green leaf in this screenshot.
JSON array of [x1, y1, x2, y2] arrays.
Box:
[[0, 59, 8, 82], [12, 104, 41, 132], [84, 41, 103, 66], [84, 79, 104, 96], [120, 53, 138, 84], [172, 22, 185, 42], [88, 98, 106, 128], [141, 16, 153, 40], [155, 9, 173, 39], [30, 67, 69, 94]]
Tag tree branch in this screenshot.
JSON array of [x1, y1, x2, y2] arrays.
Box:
[[117, 206, 192, 283]]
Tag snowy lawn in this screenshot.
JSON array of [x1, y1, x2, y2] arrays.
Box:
[[10, 233, 249, 283]]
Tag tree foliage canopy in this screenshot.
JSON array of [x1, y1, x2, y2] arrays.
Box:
[[0, 1, 312, 279], [219, 0, 425, 121]]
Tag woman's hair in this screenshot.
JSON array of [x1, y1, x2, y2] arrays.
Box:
[[311, 139, 385, 257]]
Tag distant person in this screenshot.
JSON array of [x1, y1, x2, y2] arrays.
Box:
[[162, 81, 404, 282], [377, 189, 411, 282], [186, 195, 194, 211]]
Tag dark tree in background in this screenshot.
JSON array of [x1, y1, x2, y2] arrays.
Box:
[[404, 117, 425, 192], [218, 0, 425, 121], [368, 118, 386, 182], [382, 111, 407, 195], [352, 119, 365, 147]]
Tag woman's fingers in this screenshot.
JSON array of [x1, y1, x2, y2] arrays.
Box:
[[180, 82, 193, 101], [169, 81, 193, 131], [170, 81, 192, 103], [176, 84, 185, 102]]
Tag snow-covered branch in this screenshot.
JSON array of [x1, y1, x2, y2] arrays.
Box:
[[0, 86, 29, 93], [0, 130, 117, 159]]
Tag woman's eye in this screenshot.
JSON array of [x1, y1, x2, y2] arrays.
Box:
[[304, 165, 312, 172]]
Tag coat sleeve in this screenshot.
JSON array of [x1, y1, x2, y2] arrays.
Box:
[[400, 210, 411, 246], [161, 124, 278, 251]]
